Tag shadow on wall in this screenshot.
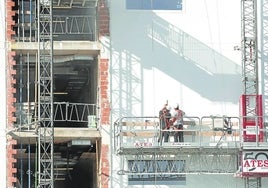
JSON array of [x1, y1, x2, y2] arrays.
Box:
[[146, 16, 241, 102], [109, 9, 242, 116]]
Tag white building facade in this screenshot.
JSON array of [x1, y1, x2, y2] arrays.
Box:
[[106, 0, 268, 188]]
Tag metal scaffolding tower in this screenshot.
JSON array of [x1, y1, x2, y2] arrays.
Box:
[[241, 0, 258, 96], [241, 0, 262, 188], [37, 0, 54, 187]]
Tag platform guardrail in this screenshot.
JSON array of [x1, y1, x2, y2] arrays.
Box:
[[114, 116, 257, 153]]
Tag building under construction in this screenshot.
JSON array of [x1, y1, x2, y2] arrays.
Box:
[[2, 0, 107, 187], [1, 0, 268, 188]]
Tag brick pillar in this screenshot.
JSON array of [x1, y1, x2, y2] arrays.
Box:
[[98, 1, 111, 187], [6, 1, 17, 187], [98, 0, 110, 37], [6, 1, 15, 40], [100, 145, 110, 188], [99, 58, 110, 188], [99, 59, 110, 125]]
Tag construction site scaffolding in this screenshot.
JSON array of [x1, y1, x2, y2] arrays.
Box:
[[239, 0, 268, 187], [37, 0, 54, 187], [114, 116, 243, 184]]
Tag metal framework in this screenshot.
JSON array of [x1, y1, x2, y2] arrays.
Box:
[[53, 15, 95, 34], [244, 177, 261, 188], [16, 102, 96, 126], [119, 153, 237, 176], [241, 0, 262, 188], [37, 0, 54, 187], [241, 0, 258, 96], [15, 0, 98, 42], [53, 102, 96, 123], [114, 116, 240, 183]]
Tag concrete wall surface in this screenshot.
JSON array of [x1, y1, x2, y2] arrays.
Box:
[[107, 0, 268, 188], [109, 0, 242, 118]]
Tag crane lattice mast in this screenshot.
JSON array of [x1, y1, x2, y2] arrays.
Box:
[[241, 0, 258, 96], [241, 0, 261, 187], [37, 0, 54, 187]]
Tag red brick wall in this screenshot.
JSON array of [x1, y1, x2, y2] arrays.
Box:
[[100, 144, 109, 188], [98, 1, 111, 187], [98, 0, 110, 37], [99, 58, 110, 188], [6, 1, 15, 40], [99, 58, 110, 125], [6, 1, 17, 187]]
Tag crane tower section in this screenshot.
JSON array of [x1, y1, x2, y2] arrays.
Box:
[[37, 0, 54, 187], [240, 0, 263, 143], [241, 0, 258, 95], [240, 0, 268, 183]]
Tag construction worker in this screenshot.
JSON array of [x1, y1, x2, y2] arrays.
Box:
[[158, 104, 172, 143], [170, 103, 185, 142]]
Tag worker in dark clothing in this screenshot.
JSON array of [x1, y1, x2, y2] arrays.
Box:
[[158, 104, 171, 143]]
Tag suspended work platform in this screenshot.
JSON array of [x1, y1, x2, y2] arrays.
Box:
[[114, 116, 241, 155], [114, 116, 268, 180]]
